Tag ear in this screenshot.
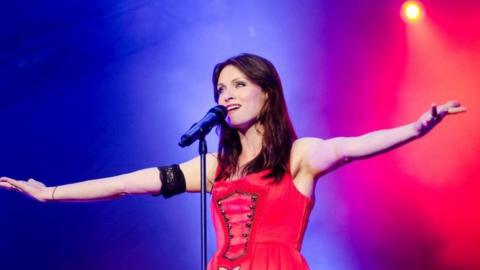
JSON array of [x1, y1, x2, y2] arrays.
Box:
[[262, 89, 269, 100]]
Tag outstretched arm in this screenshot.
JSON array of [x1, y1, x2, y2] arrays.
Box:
[[0, 153, 218, 202], [296, 101, 466, 178], [0, 168, 160, 202]]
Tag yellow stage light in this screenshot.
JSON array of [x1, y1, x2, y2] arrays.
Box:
[[401, 1, 425, 24]]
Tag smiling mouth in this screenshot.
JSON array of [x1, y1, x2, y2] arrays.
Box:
[[227, 105, 241, 112]]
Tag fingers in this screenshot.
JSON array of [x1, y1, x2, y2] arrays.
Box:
[[443, 100, 460, 107], [0, 177, 25, 192], [435, 100, 467, 116], [0, 177, 12, 189], [1, 177, 46, 192], [448, 106, 467, 113], [0, 177, 17, 186], [0, 176, 16, 182], [443, 100, 465, 109], [417, 100, 466, 136], [0, 181, 21, 192], [0, 181, 15, 189]]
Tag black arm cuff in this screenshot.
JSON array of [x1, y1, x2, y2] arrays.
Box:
[[153, 164, 186, 198]]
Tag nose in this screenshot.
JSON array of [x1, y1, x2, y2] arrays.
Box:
[[222, 90, 235, 103]]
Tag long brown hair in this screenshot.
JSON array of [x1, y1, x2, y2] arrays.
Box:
[[213, 53, 297, 182]]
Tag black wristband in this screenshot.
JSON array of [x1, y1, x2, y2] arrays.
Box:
[[154, 164, 186, 198]]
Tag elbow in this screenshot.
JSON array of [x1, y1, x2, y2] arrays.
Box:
[[336, 151, 353, 165], [338, 152, 353, 164], [114, 178, 130, 196], [335, 137, 355, 164]]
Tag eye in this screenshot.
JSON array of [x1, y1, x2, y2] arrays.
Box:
[[235, 81, 246, 88], [217, 87, 224, 94]]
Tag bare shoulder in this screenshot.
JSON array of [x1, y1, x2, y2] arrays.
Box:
[[291, 137, 343, 177], [289, 138, 328, 198], [292, 137, 326, 150], [291, 136, 348, 181], [290, 137, 326, 178], [291, 137, 328, 159]]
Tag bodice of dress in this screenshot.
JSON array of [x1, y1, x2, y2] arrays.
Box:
[[209, 170, 314, 270]]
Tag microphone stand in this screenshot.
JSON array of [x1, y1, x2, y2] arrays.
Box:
[[178, 105, 227, 269], [199, 135, 208, 270]]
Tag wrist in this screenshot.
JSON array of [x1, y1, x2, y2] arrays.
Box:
[[410, 122, 422, 138], [41, 186, 57, 202]]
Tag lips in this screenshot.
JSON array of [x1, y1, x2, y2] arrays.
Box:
[[226, 104, 241, 111]]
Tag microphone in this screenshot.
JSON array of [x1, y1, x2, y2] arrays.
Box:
[[178, 105, 227, 147]]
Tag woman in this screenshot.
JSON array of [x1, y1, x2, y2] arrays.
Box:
[[0, 53, 466, 269]]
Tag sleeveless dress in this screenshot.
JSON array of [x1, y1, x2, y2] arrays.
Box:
[[208, 170, 314, 270]]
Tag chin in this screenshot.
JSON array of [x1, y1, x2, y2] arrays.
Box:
[[226, 118, 255, 131], [226, 121, 242, 129]]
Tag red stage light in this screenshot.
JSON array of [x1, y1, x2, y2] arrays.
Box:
[[401, 1, 425, 24]]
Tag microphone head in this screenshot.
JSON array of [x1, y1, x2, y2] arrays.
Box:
[[178, 105, 228, 147], [210, 105, 228, 118]]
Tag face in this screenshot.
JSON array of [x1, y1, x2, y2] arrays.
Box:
[[216, 65, 267, 131]]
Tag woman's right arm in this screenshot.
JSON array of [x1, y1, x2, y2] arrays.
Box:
[[0, 153, 217, 202], [0, 168, 160, 202]]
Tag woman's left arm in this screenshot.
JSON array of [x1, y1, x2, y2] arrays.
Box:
[[297, 101, 467, 178]]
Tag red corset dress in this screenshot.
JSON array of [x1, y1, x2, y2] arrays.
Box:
[[208, 170, 314, 270]]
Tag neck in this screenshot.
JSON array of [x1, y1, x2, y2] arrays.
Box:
[[237, 124, 264, 165]]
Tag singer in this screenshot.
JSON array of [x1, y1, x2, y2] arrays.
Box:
[[0, 53, 467, 269]]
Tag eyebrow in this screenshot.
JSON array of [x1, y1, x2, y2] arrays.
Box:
[[217, 77, 247, 88]]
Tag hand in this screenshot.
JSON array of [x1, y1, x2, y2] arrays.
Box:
[[414, 100, 467, 136], [0, 176, 50, 202]]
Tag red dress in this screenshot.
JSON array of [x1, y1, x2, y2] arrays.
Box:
[[208, 170, 314, 270]]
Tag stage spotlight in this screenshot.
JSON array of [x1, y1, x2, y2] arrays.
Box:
[[401, 1, 425, 24]]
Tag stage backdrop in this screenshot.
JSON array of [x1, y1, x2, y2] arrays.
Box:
[[1, 0, 479, 269]]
